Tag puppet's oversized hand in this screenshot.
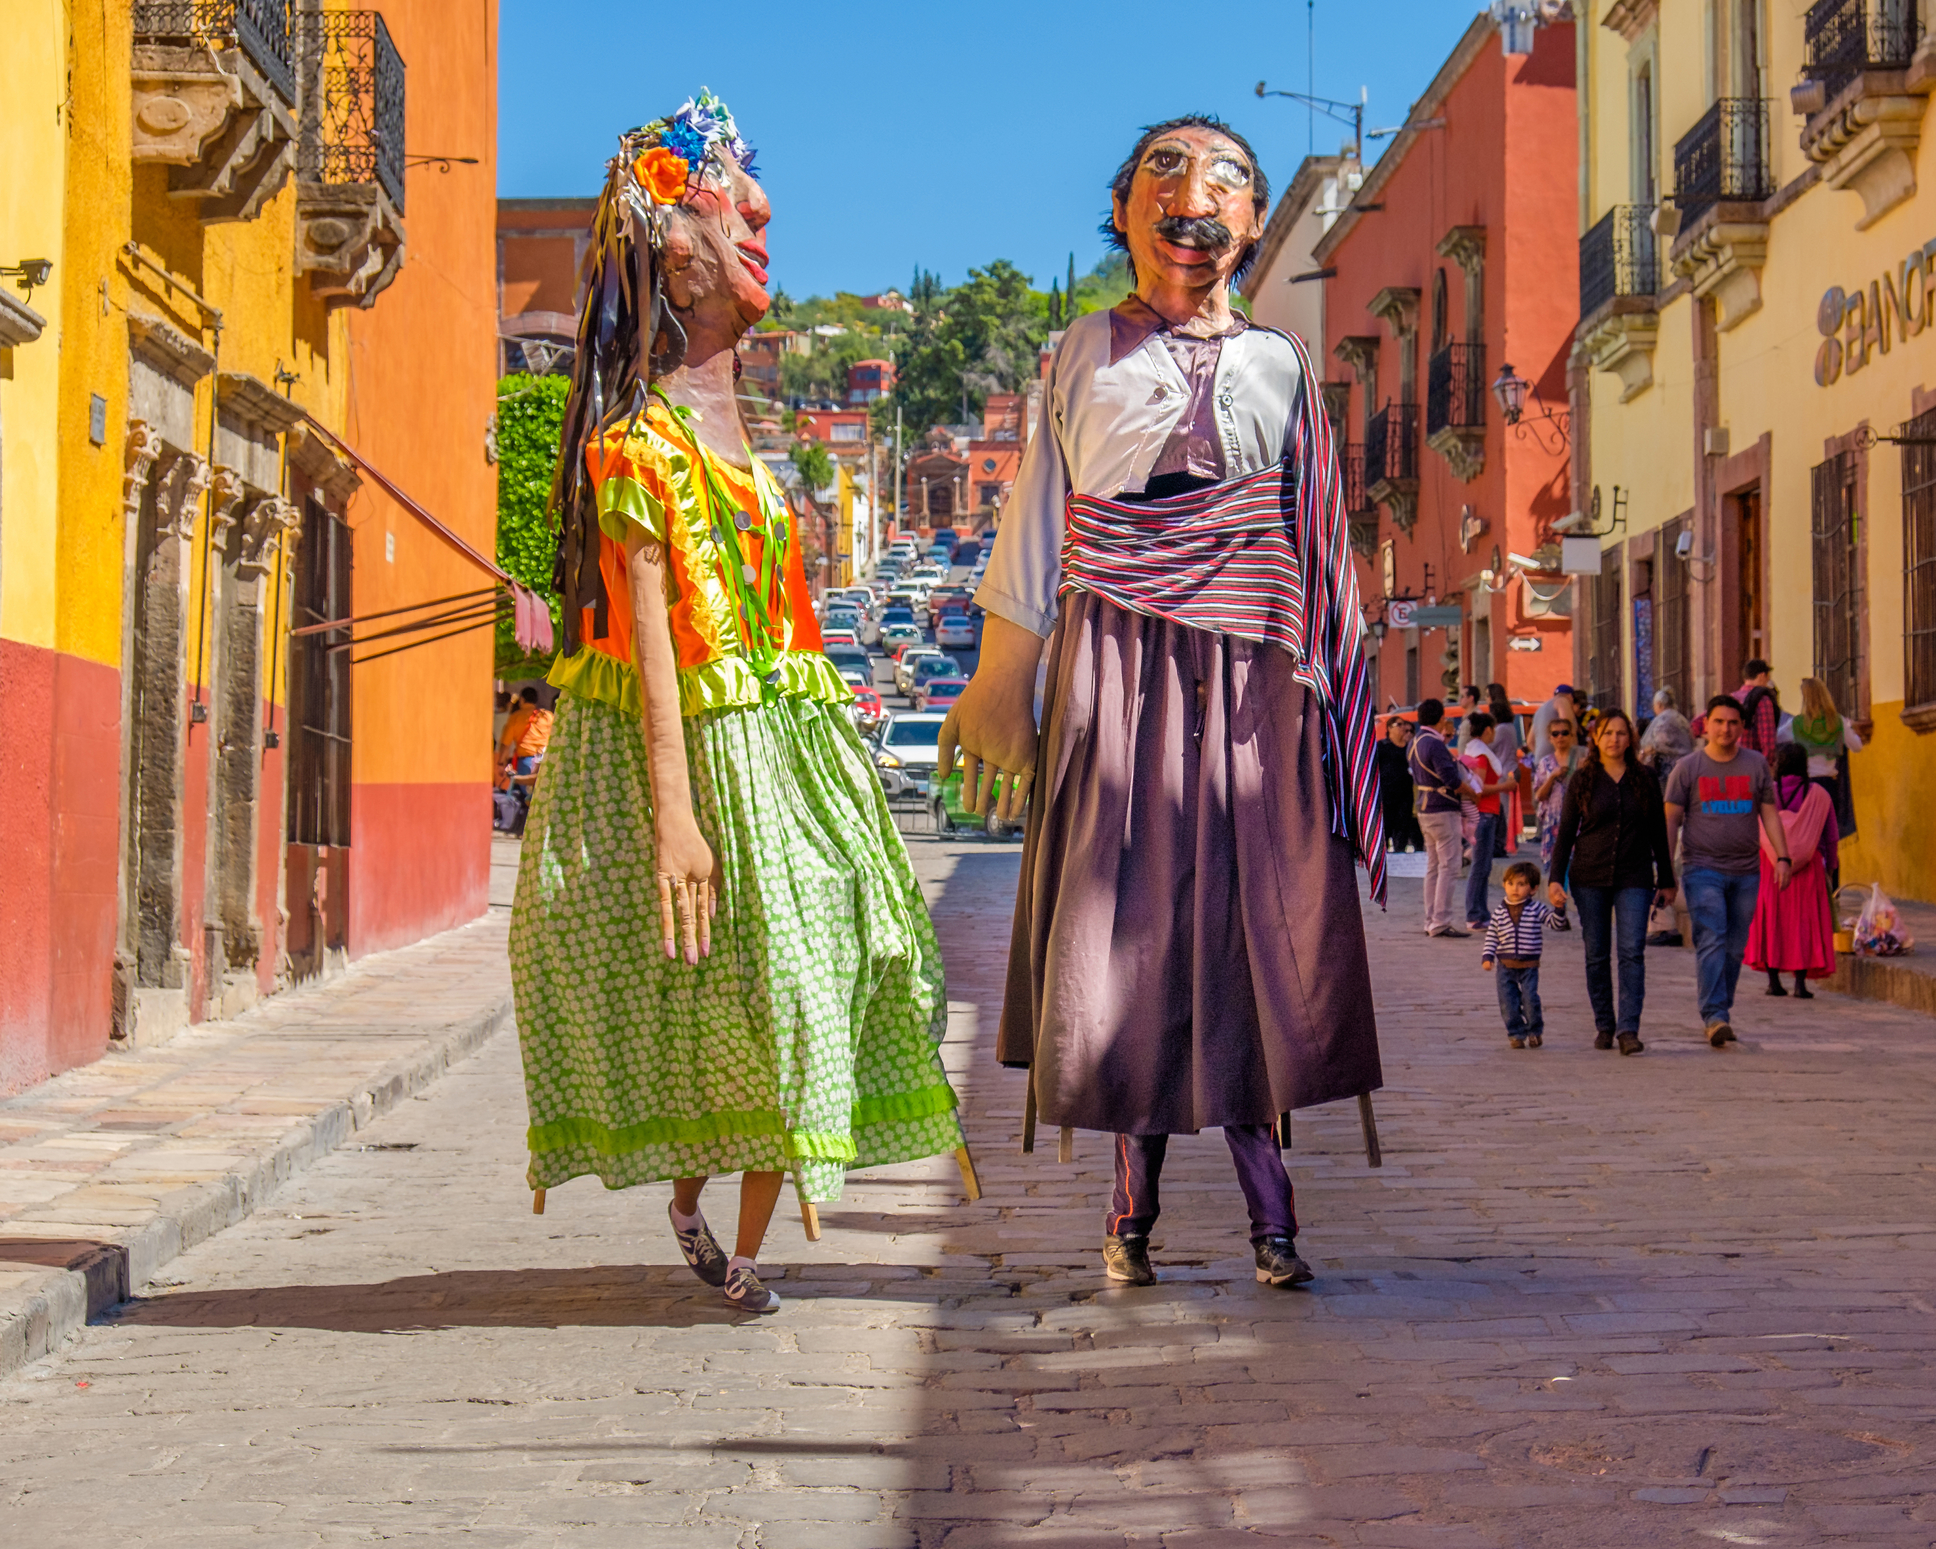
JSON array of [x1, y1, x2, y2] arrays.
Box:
[[654, 808, 721, 966], [938, 613, 1042, 822]]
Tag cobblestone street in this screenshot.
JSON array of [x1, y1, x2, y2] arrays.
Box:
[[2, 838, 1933, 1547]]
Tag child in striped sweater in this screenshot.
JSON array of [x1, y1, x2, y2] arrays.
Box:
[[1482, 861, 1551, 1048]]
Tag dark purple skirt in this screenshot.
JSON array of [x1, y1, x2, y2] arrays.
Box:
[[996, 591, 1382, 1134]]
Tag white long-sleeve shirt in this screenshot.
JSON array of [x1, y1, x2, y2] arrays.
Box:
[[973, 308, 1309, 637]]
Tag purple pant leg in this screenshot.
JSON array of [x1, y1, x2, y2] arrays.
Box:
[[1107, 1126, 1297, 1242]]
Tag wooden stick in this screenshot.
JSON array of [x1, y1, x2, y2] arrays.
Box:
[[955, 1144, 982, 1202], [799, 1197, 821, 1241], [532, 1188, 546, 1215], [1358, 1092, 1383, 1169], [1058, 1126, 1074, 1164], [1277, 1111, 1292, 1150], [1021, 1075, 1038, 1154]]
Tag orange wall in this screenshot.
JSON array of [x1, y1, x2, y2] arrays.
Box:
[[343, 0, 500, 953], [1323, 23, 1576, 708]]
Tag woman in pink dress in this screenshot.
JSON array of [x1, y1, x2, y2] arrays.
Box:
[[1747, 742, 1838, 998]]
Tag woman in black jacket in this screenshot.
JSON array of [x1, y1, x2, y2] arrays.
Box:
[[1546, 709, 1675, 1055]]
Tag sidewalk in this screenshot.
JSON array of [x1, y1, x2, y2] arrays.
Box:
[[1822, 891, 1936, 1018], [0, 840, 519, 1379]]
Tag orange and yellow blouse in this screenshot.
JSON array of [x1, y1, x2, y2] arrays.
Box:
[[546, 399, 849, 719]]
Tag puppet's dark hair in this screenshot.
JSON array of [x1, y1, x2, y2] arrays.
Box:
[[1098, 114, 1271, 285]]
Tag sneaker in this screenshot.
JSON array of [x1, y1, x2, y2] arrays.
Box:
[[1617, 1033, 1644, 1056], [1594, 1031, 1615, 1050], [1708, 1022, 1737, 1047], [1509, 1036, 1527, 1049], [1102, 1234, 1156, 1285], [1527, 1033, 1543, 1048], [669, 1204, 729, 1287], [1253, 1235, 1315, 1287], [721, 1263, 781, 1313]]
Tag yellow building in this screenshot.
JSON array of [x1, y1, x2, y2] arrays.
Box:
[[2, 2, 498, 1093], [1576, 0, 1936, 901]]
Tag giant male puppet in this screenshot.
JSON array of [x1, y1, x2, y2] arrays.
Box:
[[940, 116, 1385, 1289]]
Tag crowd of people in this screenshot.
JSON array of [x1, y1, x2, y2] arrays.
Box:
[[1376, 661, 1859, 1053]]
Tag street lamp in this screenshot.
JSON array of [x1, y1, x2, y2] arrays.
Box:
[[1491, 362, 1530, 425]]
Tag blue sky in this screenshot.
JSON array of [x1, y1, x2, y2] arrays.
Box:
[[498, 1, 1481, 299]]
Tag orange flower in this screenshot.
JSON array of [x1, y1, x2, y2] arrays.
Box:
[[635, 146, 690, 205]]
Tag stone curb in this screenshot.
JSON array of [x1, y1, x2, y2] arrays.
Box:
[[1822, 951, 1936, 1019], [0, 990, 513, 1382]]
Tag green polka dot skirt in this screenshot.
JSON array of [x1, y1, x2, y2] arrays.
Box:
[[509, 690, 962, 1203]]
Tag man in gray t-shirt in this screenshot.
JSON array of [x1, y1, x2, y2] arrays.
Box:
[[1664, 696, 1792, 1044]]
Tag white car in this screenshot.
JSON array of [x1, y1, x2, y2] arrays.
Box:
[[872, 711, 946, 797], [895, 647, 946, 697], [910, 564, 946, 584], [935, 613, 977, 651]]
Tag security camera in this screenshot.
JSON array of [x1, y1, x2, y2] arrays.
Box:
[[1675, 529, 1693, 560]]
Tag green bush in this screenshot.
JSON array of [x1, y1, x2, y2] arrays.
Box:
[[495, 373, 568, 678]]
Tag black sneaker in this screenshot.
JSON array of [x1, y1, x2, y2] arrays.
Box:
[[1594, 1031, 1615, 1050], [1102, 1234, 1155, 1285], [1254, 1235, 1315, 1287], [721, 1263, 781, 1313], [669, 1204, 729, 1287]]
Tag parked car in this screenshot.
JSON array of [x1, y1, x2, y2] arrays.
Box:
[[930, 765, 1023, 839], [879, 604, 916, 630], [905, 652, 961, 697], [895, 646, 946, 694], [934, 613, 977, 651], [950, 540, 981, 568], [851, 687, 885, 736], [822, 629, 860, 649], [823, 607, 862, 640], [871, 711, 947, 797], [824, 642, 872, 683], [927, 543, 956, 567], [915, 676, 969, 712], [910, 564, 947, 584], [880, 623, 926, 659]]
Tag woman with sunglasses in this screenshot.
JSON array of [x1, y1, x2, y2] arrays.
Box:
[[1532, 720, 1583, 932]]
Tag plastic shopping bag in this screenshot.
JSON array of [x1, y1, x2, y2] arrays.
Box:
[[1853, 882, 1914, 957]]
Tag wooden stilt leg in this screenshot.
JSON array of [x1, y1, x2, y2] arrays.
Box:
[[955, 1144, 982, 1202], [532, 1188, 546, 1215], [1358, 1092, 1383, 1169], [1058, 1126, 1074, 1164], [799, 1197, 821, 1241], [1277, 1111, 1292, 1151], [1021, 1075, 1038, 1154]]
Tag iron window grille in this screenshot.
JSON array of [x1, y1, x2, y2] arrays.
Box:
[[1342, 444, 1370, 516], [1901, 408, 1936, 712], [1811, 450, 1863, 715], [1365, 403, 1420, 489], [1655, 515, 1691, 713], [287, 496, 354, 849], [1804, 0, 1921, 101], [1588, 560, 1624, 712], [297, 8, 406, 212], [1672, 99, 1774, 225], [1579, 206, 1659, 319], [1425, 342, 1487, 438], [132, 0, 295, 104]]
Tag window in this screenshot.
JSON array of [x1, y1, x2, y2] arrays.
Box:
[[1633, 62, 1657, 205], [287, 495, 353, 848], [830, 423, 864, 443], [1631, 555, 1655, 711], [1588, 550, 1624, 711], [1430, 269, 1449, 352], [1811, 450, 1861, 715], [1902, 406, 1936, 713], [1655, 515, 1691, 710]]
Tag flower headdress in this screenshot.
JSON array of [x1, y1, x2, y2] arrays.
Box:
[[627, 90, 757, 207]]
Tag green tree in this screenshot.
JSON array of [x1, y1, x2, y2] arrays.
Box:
[[888, 260, 1048, 433], [494, 373, 569, 678], [789, 440, 835, 493]]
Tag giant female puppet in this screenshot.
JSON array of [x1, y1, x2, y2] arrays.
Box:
[[511, 95, 968, 1315], [940, 116, 1385, 1289]]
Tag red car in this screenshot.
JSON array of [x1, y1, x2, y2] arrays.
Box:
[[850, 687, 885, 734], [915, 676, 969, 712]]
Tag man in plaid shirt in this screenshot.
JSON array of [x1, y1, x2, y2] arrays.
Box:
[[1732, 659, 1781, 759]]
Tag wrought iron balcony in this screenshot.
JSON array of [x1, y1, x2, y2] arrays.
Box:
[[298, 9, 406, 212], [1672, 98, 1774, 225], [1804, 0, 1921, 100], [1579, 206, 1659, 319], [133, 0, 294, 104], [1365, 403, 1419, 489], [1425, 342, 1486, 438]]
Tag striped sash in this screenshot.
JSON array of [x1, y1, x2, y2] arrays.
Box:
[[1057, 330, 1387, 903]]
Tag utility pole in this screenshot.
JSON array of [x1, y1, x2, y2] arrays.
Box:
[[893, 406, 903, 542]]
